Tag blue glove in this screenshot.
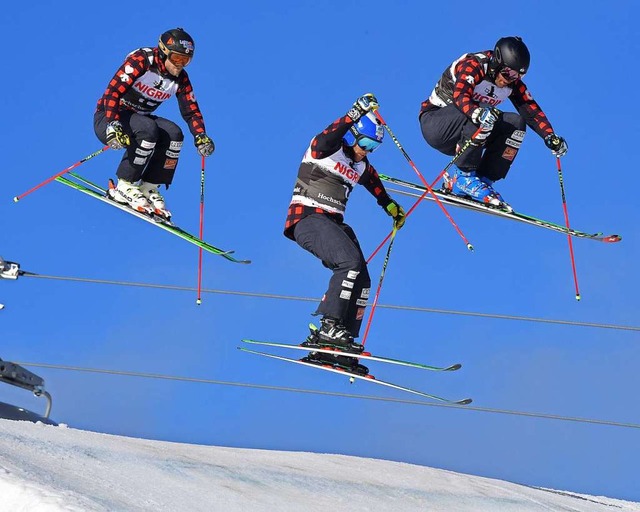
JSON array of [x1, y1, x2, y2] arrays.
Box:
[[471, 107, 502, 129]]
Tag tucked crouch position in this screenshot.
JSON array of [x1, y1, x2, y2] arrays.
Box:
[[94, 27, 215, 220], [419, 36, 568, 211]]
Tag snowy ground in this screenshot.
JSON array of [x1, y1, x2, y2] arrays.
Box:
[[0, 419, 637, 512]]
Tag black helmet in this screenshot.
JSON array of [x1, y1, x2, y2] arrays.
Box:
[[158, 27, 195, 60], [490, 36, 530, 75]]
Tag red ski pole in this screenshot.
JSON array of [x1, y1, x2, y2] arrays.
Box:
[[13, 146, 109, 202], [366, 127, 483, 263], [373, 110, 473, 251], [196, 155, 206, 305], [361, 227, 398, 347], [555, 157, 581, 301]]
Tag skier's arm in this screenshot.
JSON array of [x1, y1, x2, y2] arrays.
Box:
[[361, 162, 406, 229], [176, 72, 206, 136], [509, 81, 554, 138], [451, 57, 485, 118], [360, 162, 393, 207], [98, 50, 149, 123], [310, 115, 355, 159]]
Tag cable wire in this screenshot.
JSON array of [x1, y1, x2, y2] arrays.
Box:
[[15, 361, 640, 430], [22, 273, 640, 332]]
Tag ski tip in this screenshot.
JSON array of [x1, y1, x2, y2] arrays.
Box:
[[447, 364, 462, 371], [457, 398, 473, 405], [603, 234, 622, 243]]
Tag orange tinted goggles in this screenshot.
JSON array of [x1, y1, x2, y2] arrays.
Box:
[[168, 52, 192, 67]]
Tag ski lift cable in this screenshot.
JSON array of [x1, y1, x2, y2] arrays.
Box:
[[18, 273, 640, 332], [14, 361, 640, 431]]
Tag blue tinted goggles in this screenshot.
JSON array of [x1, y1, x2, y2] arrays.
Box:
[[356, 135, 382, 152]]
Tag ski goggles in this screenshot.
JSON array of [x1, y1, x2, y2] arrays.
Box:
[[499, 66, 524, 82], [167, 52, 192, 67], [356, 135, 382, 152]]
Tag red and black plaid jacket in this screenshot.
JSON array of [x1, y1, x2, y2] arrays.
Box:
[[95, 47, 206, 137], [283, 114, 393, 240], [420, 51, 554, 138]]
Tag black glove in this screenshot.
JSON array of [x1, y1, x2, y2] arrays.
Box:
[[105, 121, 130, 150], [195, 133, 215, 157], [544, 133, 568, 157], [385, 199, 406, 230], [347, 93, 379, 121]]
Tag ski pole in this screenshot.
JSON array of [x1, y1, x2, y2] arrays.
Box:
[[366, 127, 483, 263], [373, 110, 473, 251], [13, 146, 109, 202], [361, 227, 398, 348], [555, 157, 581, 301], [196, 155, 206, 305]]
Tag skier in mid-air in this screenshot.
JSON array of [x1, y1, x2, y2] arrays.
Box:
[[419, 36, 568, 211], [283, 94, 406, 372], [94, 27, 214, 220]]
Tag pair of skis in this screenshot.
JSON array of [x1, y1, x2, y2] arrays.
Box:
[[239, 339, 472, 405], [380, 173, 621, 243], [55, 173, 250, 264]]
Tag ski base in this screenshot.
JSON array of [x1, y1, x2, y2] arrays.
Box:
[[239, 347, 472, 405], [380, 173, 621, 243], [241, 339, 461, 372], [55, 173, 250, 263]]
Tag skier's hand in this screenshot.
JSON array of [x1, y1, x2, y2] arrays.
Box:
[[195, 133, 215, 157], [347, 93, 379, 121], [385, 199, 406, 230], [105, 121, 130, 150], [471, 107, 501, 129], [544, 133, 568, 158]]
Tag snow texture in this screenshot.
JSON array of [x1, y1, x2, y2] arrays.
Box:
[[0, 419, 637, 512]]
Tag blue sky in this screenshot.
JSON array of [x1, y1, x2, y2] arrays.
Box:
[[2, 0, 639, 502]]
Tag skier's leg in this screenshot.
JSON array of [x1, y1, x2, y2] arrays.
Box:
[[293, 214, 366, 327], [338, 223, 370, 339], [477, 112, 527, 182], [141, 117, 184, 186], [420, 105, 482, 172]]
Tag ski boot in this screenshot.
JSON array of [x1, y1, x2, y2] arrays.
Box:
[[301, 317, 364, 354], [108, 179, 154, 215], [446, 169, 511, 211], [300, 318, 368, 374], [139, 181, 172, 221]]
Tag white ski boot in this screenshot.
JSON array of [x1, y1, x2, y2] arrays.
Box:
[[139, 181, 172, 221], [110, 179, 153, 215]]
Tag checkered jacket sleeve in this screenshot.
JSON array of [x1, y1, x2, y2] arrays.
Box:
[[451, 55, 485, 118], [360, 162, 392, 209], [176, 71, 206, 136], [96, 49, 150, 122], [509, 81, 554, 138], [310, 114, 355, 158]]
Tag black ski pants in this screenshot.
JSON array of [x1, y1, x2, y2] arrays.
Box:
[[420, 105, 526, 182], [293, 214, 371, 338], [94, 110, 184, 185]]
